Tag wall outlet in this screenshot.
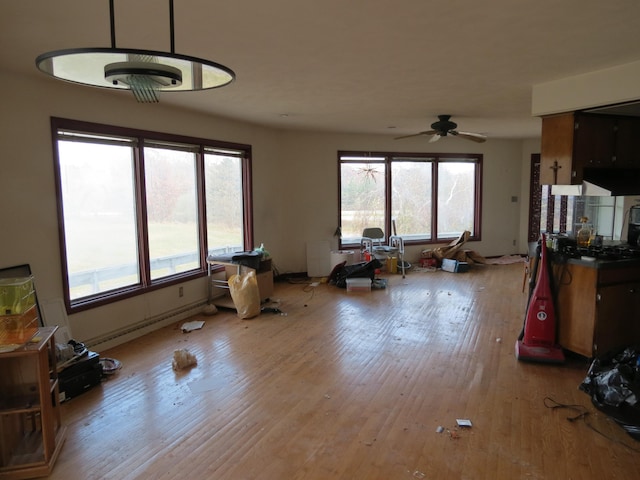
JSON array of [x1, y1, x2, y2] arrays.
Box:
[[179, 286, 184, 297]]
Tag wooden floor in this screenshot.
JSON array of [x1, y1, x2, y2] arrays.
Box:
[[48, 263, 640, 479]]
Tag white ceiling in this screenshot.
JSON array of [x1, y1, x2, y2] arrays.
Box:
[[2, 0, 640, 139]]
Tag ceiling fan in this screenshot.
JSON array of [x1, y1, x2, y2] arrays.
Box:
[[395, 115, 487, 143]]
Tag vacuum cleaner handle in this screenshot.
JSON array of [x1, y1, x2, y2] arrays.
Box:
[[518, 238, 542, 341]]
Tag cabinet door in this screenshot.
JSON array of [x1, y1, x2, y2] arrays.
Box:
[[540, 113, 576, 185], [573, 114, 616, 169], [555, 263, 597, 357], [615, 116, 640, 167], [595, 282, 640, 356]]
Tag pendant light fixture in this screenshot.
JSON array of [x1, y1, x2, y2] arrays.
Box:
[[35, 0, 235, 103]]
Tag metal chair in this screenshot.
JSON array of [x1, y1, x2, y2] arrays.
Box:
[[361, 227, 385, 254], [361, 228, 405, 276]]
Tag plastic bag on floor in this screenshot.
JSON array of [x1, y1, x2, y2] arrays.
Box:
[[332, 259, 382, 288], [228, 270, 261, 319], [579, 345, 640, 440]]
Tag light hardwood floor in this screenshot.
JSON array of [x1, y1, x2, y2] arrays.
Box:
[[48, 263, 640, 479]]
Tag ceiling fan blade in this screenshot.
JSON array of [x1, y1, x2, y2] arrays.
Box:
[[454, 131, 487, 143], [394, 130, 436, 140]]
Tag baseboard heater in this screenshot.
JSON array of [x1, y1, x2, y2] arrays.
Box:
[[85, 300, 207, 351]]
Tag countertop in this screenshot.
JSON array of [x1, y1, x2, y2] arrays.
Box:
[[550, 252, 640, 270]]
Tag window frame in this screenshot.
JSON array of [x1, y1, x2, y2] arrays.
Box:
[[338, 150, 482, 248], [51, 117, 253, 314]]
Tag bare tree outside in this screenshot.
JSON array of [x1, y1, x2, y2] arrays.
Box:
[[339, 154, 480, 245]]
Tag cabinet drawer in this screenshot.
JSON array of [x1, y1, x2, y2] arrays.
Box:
[[598, 266, 640, 285]]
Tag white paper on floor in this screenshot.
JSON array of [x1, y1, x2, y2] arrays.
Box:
[[181, 320, 205, 333], [188, 377, 229, 394]]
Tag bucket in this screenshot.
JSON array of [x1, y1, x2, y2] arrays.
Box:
[[386, 256, 398, 273]]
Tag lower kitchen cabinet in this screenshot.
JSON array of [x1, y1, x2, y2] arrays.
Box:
[[553, 261, 640, 358], [594, 281, 640, 355]]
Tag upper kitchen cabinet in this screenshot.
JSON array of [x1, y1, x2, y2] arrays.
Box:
[[573, 113, 616, 170], [540, 113, 576, 185], [540, 111, 640, 185], [615, 116, 640, 167]]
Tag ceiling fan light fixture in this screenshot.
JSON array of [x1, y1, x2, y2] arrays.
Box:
[[431, 114, 457, 133], [35, 0, 234, 103], [105, 62, 183, 88], [395, 114, 487, 143], [104, 61, 182, 103]]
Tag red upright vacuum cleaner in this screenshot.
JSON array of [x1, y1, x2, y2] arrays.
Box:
[[515, 233, 565, 363]]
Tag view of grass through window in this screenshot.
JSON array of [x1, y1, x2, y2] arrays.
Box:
[[54, 121, 249, 307]]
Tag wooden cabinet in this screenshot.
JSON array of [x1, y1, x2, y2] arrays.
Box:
[[554, 262, 640, 358], [540, 112, 640, 185], [207, 259, 274, 310], [595, 282, 640, 355], [572, 114, 617, 170], [0, 327, 66, 479], [540, 113, 576, 185], [615, 116, 640, 167]]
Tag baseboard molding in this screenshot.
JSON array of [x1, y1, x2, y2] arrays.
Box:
[[85, 300, 207, 352]]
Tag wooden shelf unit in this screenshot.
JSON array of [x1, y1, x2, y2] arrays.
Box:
[[0, 327, 66, 479], [207, 258, 274, 310]]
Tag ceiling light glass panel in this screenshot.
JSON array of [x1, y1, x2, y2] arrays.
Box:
[[36, 48, 234, 92]]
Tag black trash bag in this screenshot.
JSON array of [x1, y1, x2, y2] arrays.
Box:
[[332, 259, 382, 288], [579, 345, 640, 440]]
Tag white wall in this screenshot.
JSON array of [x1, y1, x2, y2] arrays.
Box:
[[532, 60, 640, 116], [276, 130, 532, 270], [0, 70, 537, 349]]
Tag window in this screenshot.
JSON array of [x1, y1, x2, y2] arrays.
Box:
[[52, 118, 252, 313], [339, 151, 482, 246]]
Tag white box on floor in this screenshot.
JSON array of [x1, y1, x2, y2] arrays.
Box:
[[442, 258, 457, 272], [346, 278, 372, 292]]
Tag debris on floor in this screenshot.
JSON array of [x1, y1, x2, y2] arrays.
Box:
[[456, 418, 473, 427], [172, 348, 197, 370], [181, 320, 205, 333], [202, 303, 218, 315], [261, 306, 283, 314], [421, 230, 487, 266], [99, 357, 122, 375]]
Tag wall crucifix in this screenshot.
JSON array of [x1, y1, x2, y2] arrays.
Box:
[[550, 160, 562, 184]]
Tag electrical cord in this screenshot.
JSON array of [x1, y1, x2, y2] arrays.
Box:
[[544, 396, 640, 453]]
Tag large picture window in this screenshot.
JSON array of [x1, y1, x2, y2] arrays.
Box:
[[339, 151, 482, 247], [52, 118, 252, 313]]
